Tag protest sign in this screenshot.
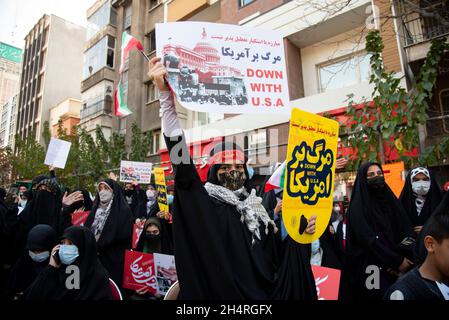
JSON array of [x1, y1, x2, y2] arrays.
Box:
[[382, 161, 405, 198], [120, 160, 153, 184], [71, 211, 91, 226], [282, 108, 339, 244], [154, 253, 177, 296], [44, 138, 71, 169], [312, 265, 341, 300], [123, 250, 157, 293], [154, 167, 169, 213], [123, 250, 178, 295], [156, 21, 289, 114]]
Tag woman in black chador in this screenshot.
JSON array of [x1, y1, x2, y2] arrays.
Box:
[[399, 167, 443, 237], [24, 226, 111, 300], [346, 162, 414, 299], [83, 179, 134, 289], [148, 57, 317, 300]]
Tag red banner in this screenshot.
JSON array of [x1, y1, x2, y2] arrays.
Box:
[[123, 250, 157, 293], [71, 211, 91, 226], [132, 221, 145, 249], [311, 265, 341, 300]]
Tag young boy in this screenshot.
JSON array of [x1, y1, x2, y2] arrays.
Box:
[[384, 212, 449, 300]]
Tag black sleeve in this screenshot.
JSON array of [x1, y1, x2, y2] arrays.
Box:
[[349, 209, 404, 269], [59, 206, 73, 233], [164, 134, 204, 190], [23, 266, 60, 300]]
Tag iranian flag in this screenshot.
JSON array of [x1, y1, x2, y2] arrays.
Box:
[[114, 32, 144, 116], [119, 32, 144, 73], [264, 161, 286, 192], [114, 81, 132, 117]]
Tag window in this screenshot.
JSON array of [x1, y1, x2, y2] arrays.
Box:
[[248, 129, 267, 161], [240, 0, 255, 7], [80, 81, 114, 119], [146, 30, 156, 53], [83, 36, 116, 79], [318, 53, 370, 93], [124, 5, 132, 31], [87, 1, 117, 40], [149, 0, 159, 9], [150, 131, 161, 154], [106, 36, 115, 68], [146, 82, 158, 103], [427, 89, 449, 136]]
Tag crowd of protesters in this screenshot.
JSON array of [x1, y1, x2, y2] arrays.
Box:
[[0, 57, 448, 301]]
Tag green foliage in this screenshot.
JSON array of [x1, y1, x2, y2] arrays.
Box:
[[4, 121, 153, 192], [129, 123, 152, 162], [342, 30, 449, 170]]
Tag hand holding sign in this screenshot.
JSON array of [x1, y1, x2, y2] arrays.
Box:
[[44, 138, 71, 169], [148, 57, 169, 92]]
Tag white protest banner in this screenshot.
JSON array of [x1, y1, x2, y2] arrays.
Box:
[[120, 160, 153, 184], [44, 138, 72, 169], [156, 21, 289, 114], [154, 253, 177, 296]]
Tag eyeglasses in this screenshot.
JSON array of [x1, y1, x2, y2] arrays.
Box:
[[367, 170, 383, 178]]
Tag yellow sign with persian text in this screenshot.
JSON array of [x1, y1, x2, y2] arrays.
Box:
[[282, 108, 339, 244], [154, 167, 169, 213]]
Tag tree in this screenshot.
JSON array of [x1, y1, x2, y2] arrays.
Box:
[[0, 147, 13, 187], [129, 123, 152, 162], [11, 134, 47, 181], [340, 29, 449, 170]]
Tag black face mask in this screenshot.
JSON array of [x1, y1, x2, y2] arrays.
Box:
[[145, 233, 161, 241], [124, 189, 134, 197], [218, 170, 246, 191], [367, 175, 386, 190], [70, 200, 84, 211]]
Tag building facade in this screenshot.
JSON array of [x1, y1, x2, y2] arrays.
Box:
[[15, 14, 86, 145], [0, 94, 18, 148], [392, 0, 449, 182], [157, 0, 387, 194], [0, 42, 22, 110], [49, 98, 81, 137], [80, 0, 119, 141]]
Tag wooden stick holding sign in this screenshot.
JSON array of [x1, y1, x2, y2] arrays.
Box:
[[282, 108, 339, 244], [154, 167, 169, 213]]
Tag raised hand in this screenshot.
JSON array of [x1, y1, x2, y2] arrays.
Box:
[[148, 57, 169, 92]]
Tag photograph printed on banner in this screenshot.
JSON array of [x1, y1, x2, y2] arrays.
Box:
[[156, 21, 290, 114]]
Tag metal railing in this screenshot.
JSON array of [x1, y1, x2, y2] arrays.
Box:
[[397, 0, 449, 46], [80, 99, 111, 122]]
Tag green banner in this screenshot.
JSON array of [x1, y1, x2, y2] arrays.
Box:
[[0, 42, 22, 63]]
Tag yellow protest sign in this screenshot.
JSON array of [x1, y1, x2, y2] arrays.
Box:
[[282, 108, 339, 244], [154, 167, 169, 213]]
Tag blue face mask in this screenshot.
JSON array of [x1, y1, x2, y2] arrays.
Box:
[[311, 239, 321, 255], [59, 244, 79, 265], [29, 250, 50, 263], [247, 165, 254, 179], [167, 194, 174, 205]]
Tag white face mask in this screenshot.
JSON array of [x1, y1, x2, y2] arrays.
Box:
[[412, 180, 431, 196], [146, 190, 155, 200], [29, 250, 50, 263], [99, 190, 113, 203]]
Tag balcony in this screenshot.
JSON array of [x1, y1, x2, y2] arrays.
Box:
[[397, 0, 449, 61], [80, 99, 112, 123], [243, 0, 371, 47]]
